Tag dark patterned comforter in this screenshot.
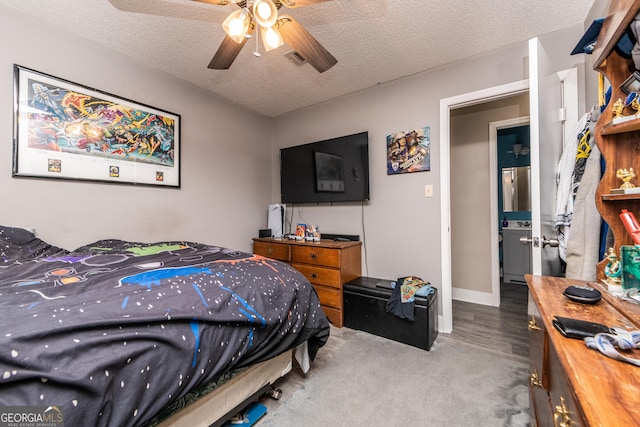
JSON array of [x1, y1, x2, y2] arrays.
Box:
[[0, 226, 330, 426]]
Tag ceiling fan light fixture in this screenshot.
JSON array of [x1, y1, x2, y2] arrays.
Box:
[[222, 9, 250, 43], [253, 0, 278, 28], [261, 25, 284, 51]]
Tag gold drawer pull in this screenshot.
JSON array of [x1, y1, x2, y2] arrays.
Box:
[[553, 396, 573, 427], [529, 370, 543, 388], [310, 253, 318, 260], [310, 272, 318, 279], [267, 248, 274, 256], [528, 316, 541, 331]]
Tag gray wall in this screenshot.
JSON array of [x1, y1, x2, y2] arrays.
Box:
[[272, 25, 586, 296], [0, 6, 272, 252]]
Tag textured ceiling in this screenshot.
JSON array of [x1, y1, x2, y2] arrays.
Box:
[[1, 0, 594, 117]]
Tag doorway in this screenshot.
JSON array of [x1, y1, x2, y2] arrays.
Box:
[[439, 68, 578, 334], [491, 119, 531, 304], [439, 79, 529, 333], [449, 95, 530, 307]]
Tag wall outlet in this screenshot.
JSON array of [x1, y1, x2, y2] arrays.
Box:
[[424, 184, 433, 198]]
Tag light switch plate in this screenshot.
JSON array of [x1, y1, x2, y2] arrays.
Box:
[[424, 184, 433, 198]]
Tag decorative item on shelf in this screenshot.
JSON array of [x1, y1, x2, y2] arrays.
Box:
[[295, 223, 306, 241], [620, 209, 640, 245], [603, 247, 623, 293], [305, 224, 320, 241], [612, 98, 625, 117], [616, 167, 636, 189], [621, 245, 640, 290], [621, 71, 640, 94], [626, 91, 640, 113], [611, 92, 640, 125]]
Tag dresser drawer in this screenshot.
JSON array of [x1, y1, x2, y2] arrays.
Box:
[[292, 246, 340, 268], [253, 241, 290, 262], [313, 285, 342, 309], [527, 293, 548, 390], [548, 341, 585, 427], [292, 263, 341, 288]]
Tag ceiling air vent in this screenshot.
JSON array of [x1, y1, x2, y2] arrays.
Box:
[[284, 50, 307, 66]]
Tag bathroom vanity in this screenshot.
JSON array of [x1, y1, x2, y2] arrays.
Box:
[[502, 226, 532, 284]]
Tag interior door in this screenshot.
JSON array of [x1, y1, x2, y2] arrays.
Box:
[[529, 37, 564, 277]]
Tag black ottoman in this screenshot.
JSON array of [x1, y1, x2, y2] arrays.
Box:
[[343, 277, 438, 350]]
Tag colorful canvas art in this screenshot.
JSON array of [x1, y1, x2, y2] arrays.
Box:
[[13, 65, 180, 187], [386, 126, 430, 175]]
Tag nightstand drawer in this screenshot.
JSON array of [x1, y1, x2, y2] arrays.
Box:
[[253, 241, 290, 262], [292, 263, 341, 288], [313, 285, 342, 309], [292, 246, 340, 268]]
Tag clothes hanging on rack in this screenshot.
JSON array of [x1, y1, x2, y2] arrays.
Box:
[[565, 140, 601, 281], [555, 111, 592, 262]]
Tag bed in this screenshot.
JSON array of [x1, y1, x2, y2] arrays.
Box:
[[0, 225, 330, 426]]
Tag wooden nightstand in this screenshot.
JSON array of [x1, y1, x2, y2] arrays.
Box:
[[253, 237, 361, 327]]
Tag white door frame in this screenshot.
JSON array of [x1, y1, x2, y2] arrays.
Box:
[[439, 80, 529, 333]]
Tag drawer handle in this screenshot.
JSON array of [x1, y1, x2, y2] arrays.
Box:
[[528, 316, 541, 331], [267, 248, 274, 256], [553, 396, 572, 427], [529, 370, 543, 388], [310, 253, 318, 260], [310, 272, 318, 279]]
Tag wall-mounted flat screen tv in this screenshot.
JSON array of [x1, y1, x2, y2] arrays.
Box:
[[280, 131, 369, 203]]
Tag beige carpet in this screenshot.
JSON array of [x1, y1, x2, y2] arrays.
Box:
[[257, 326, 531, 426]]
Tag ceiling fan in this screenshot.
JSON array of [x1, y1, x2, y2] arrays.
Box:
[[193, 0, 337, 73]]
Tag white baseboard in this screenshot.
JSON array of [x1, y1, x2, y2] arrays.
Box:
[[437, 288, 495, 333], [452, 287, 494, 306], [437, 314, 451, 333]]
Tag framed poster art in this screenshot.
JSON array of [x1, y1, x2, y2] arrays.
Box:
[[386, 126, 430, 175], [12, 65, 180, 187]]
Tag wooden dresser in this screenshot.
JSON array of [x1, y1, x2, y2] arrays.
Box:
[[252, 237, 362, 327], [526, 275, 640, 426]]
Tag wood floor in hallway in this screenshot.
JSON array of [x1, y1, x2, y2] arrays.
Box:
[[449, 281, 529, 363]]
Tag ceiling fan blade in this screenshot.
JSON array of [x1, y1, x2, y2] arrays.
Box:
[[278, 0, 333, 8], [277, 15, 337, 73], [208, 25, 255, 69], [191, 0, 233, 5]]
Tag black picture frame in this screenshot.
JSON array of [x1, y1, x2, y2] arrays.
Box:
[[621, 71, 640, 95], [13, 65, 181, 187]]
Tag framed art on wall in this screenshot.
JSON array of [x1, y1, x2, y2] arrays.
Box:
[[12, 65, 181, 187], [386, 126, 430, 175]]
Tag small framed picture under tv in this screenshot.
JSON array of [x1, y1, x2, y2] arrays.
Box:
[[314, 151, 345, 192], [279, 131, 369, 204]]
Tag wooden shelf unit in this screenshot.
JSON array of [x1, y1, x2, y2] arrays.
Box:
[[601, 116, 640, 135], [593, 1, 640, 280]]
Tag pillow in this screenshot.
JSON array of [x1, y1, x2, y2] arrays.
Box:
[[0, 225, 68, 263], [0, 225, 36, 245]]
